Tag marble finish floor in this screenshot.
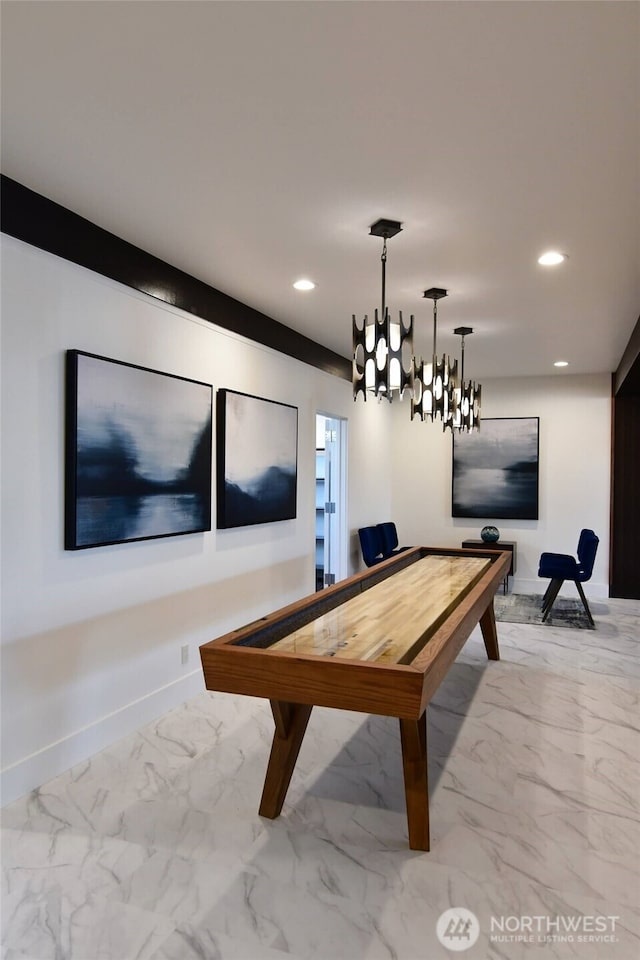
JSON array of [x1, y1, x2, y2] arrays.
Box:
[[2, 598, 639, 959]]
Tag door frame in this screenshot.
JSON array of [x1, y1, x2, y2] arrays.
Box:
[[316, 411, 348, 585]]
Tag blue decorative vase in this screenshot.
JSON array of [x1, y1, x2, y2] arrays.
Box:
[[481, 525, 500, 543]]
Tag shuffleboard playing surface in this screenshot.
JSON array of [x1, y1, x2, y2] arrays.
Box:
[[263, 554, 491, 663]]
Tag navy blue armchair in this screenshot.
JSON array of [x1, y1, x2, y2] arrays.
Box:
[[358, 522, 408, 567], [358, 526, 385, 567], [538, 529, 599, 626], [376, 522, 406, 559]]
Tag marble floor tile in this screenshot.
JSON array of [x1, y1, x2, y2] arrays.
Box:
[[2, 889, 174, 960], [2, 598, 639, 959]]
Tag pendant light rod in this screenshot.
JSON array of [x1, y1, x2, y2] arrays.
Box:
[[454, 326, 473, 381], [370, 219, 402, 322], [381, 236, 387, 320], [423, 287, 448, 355], [433, 298, 438, 357]]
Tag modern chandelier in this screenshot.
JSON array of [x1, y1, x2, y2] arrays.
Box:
[[352, 219, 414, 402], [352, 219, 481, 432], [411, 288, 458, 426], [450, 326, 481, 432]]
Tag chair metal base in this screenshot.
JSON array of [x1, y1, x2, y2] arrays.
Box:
[[541, 578, 595, 627]]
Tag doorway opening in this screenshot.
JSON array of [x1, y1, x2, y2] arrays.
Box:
[[315, 413, 347, 590]]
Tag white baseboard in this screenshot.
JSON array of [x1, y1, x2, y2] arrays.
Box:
[[1, 670, 204, 807]]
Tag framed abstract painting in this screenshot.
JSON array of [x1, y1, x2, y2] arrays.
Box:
[[216, 389, 298, 529], [65, 350, 213, 549], [452, 417, 539, 520]]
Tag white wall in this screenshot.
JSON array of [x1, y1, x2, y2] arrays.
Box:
[[391, 374, 611, 596], [0, 234, 613, 804], [0, 235, 393, 803]]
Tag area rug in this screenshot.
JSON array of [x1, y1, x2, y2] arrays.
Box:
[[493, 593, 595, 629]]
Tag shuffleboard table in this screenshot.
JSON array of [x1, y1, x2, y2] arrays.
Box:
[[199, 545, 511, 850]]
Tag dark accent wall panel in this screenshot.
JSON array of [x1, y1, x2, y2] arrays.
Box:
[[615, 314, 640, 397], [1, 175, 351, 381], [611, 391, 640, 598]]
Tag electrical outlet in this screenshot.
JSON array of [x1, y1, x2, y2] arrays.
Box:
[[181, 644, 189, 665]]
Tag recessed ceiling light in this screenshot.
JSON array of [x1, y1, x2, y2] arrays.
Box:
[[554, 360, 569, 367], [538, 251, 567, 266], [293, 279, 315, 291]]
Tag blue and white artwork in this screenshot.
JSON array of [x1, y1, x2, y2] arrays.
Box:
[[452, 417, 539, 520], [65, 351, 212, 548], [217, 390, 297, 528]]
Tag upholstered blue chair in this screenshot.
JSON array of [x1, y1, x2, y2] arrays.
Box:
[[358, 526, 386, 567], [538, 529, 599, 627], [376, 522, 407, 559]]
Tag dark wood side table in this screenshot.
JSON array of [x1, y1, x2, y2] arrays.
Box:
[[461, 540, 517, 593]]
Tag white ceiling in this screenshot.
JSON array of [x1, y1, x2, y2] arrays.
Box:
[[2, 0, 639, 379]]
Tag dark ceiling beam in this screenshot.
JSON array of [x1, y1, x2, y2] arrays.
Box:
[[0, 175, 351, 382], [614, 314, 640, 397]]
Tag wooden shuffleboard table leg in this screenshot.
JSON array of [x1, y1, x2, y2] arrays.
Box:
[[399, 712, 430, 851], [480, 599, 500, 661], [259, 700, 313, 820]]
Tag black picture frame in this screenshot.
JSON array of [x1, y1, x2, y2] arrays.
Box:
[[65, 350, 212, 549], [217, 389, 298, 529], [452, 417, 540, 520]]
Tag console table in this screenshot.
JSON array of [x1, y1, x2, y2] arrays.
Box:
[[461, 540, 517, 593]]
